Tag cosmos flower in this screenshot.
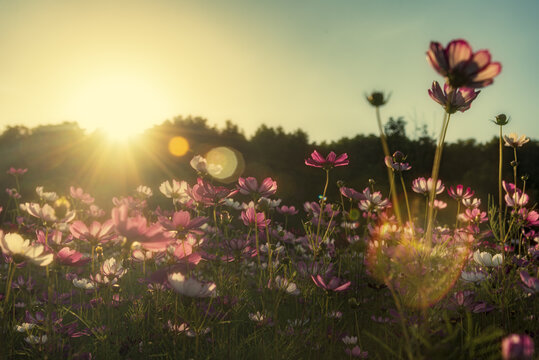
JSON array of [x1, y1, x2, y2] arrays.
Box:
[[168, 272, 216, 298], [56, 247, 90, 267], [237, 177, 277, 198], [190, 155, 222, 175], [35, 186, 58, 202], [384, 151, 411, 172], [159, 210, 208, 236], [311, 274, 351, 292], [241, 206, 270, 229], [0, 232, 53, 266], [276, 205, 299, 215], [136, 185, 153, 198], [503, 181, 529, 208], [305, 150, 349, 169], [501, 334, 534, 360], [411, 177, 445, 196], [503, 133, 530, 148], [70, 220, 116, 245], [6, 167, 28, 176], [426, 39, 501, 89], [159, 180, 190, 204], [473, 250, 503, 267], [69, 187, 94, 204], [447, 185, 474, 201], [428, 81, 479, 114]]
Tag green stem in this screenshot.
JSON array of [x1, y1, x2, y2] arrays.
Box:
[[399, 173, 413, 230], [314, 170, 330, 259], [426, 112, 451, 244], [376, 106, 402, 225]]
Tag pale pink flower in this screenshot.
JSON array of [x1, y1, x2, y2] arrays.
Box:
[[384, 151, 411, 172], [428, 81, 479, 114], [462, 198, 481, 208], [6, 167, 28, 176], [189, 178, 237, 206], [136, 185, 153, 198], [56, 247, 90, 267], [503, 133, 529, 148], [503, 181, 529, 208], [101, 257, 128, 278], [426, 39, 501, 89], [340, 187, 366, 201], [69, 187, 94, 204], [459, 208, 488, 224], [159, 210, 207, 236], [70, 220, 116, 245], [501, 334, 534, 360], [344, 346, 368, 358], [519, 271, 539, 294], [276, 205, 299, 215], [433, 199, 447, 210], [35, 186, 58, 202], [411, 177, 445, 196], [241, 207, 270, 229], [159, 180, 190, 203]]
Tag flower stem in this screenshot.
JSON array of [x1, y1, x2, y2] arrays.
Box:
[[399, 173, 414, 233], [376, 106, 402, 225], [426, 112, 451, 244]]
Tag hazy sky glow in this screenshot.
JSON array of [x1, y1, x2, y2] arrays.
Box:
[[1, 0, 538, 143]]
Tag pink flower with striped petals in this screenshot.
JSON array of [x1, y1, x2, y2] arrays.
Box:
[[311, 274, 351, 292]]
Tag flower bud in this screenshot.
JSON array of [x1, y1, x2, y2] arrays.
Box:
[[366, 91, 389, 107], [493, 113, 510, 126]]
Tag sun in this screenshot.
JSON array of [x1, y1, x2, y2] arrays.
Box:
[[63, 73, 177, 141]]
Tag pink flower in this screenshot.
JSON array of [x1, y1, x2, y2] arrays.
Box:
[[241, 207, 270, 229], [428, 81, 479, 114], [6, 167, 28, 176], [276, 205, 298, 215], [503, 181, 529, 208], [237, 177, 277, 198], [433, 199, 447, 210], [56, 247, 90, 267], [305, 150, 349, 169], [189, 178, 237, 206], [518, 209, 539, 227], [462, 198, 481, 208], [340, 187, 366, 201], [69, 187, 94, 205], [519, 271, 539, 294], [411, 177, 444, 196], [344, 346, 369, 358], [311, 274, 351, 292], [447, 185, 474, 201], [70, 220, 116, 245], [459, 208, 488, 224], [501, 334, 534, 360], [112, 204, 173, 251], [426, 39, 501, 89], [384, 151, 411, 172], [159, 211, 207, 236]]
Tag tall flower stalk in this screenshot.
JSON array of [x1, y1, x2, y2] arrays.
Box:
[[367, 92, 402, 225], [493, 114, 509, 263]]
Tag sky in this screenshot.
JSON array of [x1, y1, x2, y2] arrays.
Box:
[[0, 0, 538, 143]]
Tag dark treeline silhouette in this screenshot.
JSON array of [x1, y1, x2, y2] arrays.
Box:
[[0, 116, 537, 217]]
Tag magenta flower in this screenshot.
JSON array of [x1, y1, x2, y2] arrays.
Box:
[[70, 220, 116, 245], [344, 346, 368, 358], [241, 207, 270, 229], [190, 178, 237, 206], [426, 39, 501, 89], [159, 211, 207, 236], [428, 81, 479, 114], [237, 177, 277, 198], [311, 274, 351, 292], [519, 271, 539, 294], [56, 247, 90, 267], [384, 151, 411, 172], [501, 334, 534, 360], [447, 185, 474, 201], [305, 150, 349, 169], [518, 209, 539, 227]]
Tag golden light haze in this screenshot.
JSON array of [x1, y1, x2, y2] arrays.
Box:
[[1, 0, 538, 142]]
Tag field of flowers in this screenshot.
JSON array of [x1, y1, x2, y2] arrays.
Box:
[[0, 39, 537, 359]]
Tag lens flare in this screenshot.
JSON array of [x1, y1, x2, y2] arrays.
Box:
[[366, 220, 472, 309], [205, 146, 245, 183], [168, 136, 189, 157]]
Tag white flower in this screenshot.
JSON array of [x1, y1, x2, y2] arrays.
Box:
[[248, 311, 267, 323], [223, 198, 243, 210], [72, 278, 96, 290], [258, 197, 282, 208], [473, 250, 503, 267], [14, 323, 36, 332], [24, 334, 47, 345], [461, 270, 486, 283], [136, 185, 153, 198], [101, 257, 127, 278], [342, 336, 358, 345], [168, 272, 216, 298], [36, 186, 58, 202], [190, 155, 209, 173], [0, 232, 53, 266], [24, 203, 57, 223], [159, 180, 190, 203], [274, 276, 300, 296]]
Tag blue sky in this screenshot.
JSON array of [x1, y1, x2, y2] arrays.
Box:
[[0, 0, 537, 143]]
